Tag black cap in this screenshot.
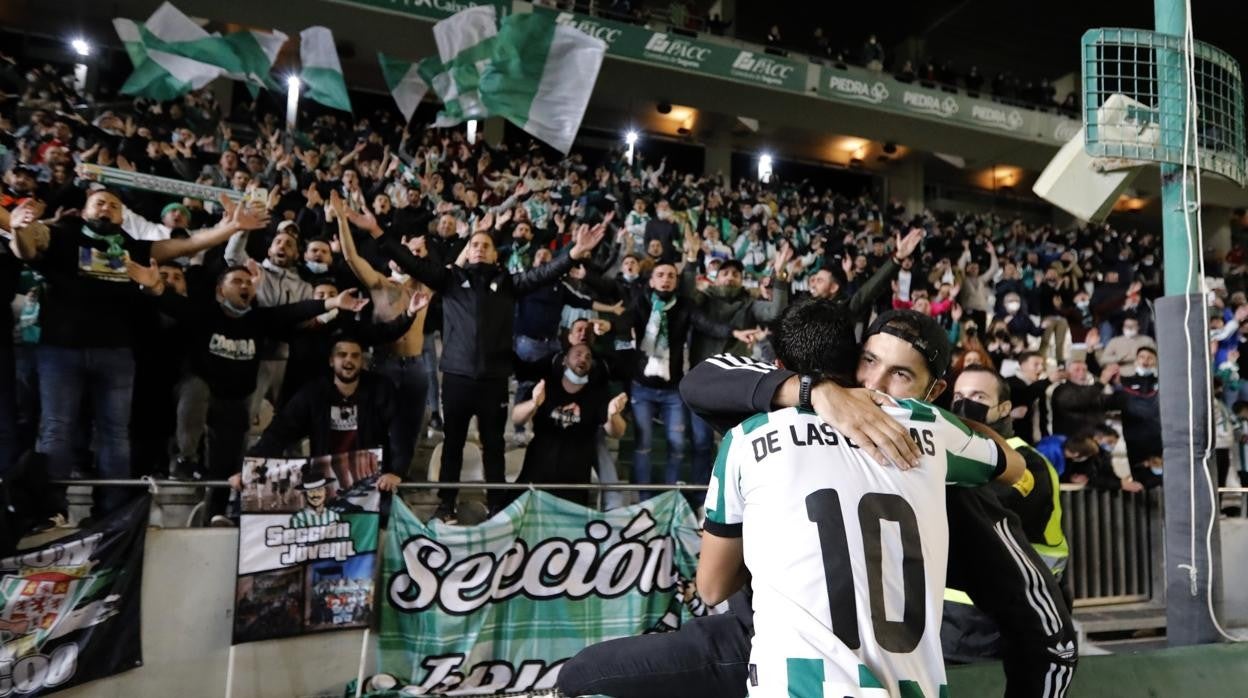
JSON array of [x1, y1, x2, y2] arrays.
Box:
[[865, 309, 953, 378], [717, 258, 745, 274]]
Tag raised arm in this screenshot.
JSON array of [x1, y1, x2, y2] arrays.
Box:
[[152, 196, 270, 263], [512, 216, 609, 295], [330, 190, 386, 289]]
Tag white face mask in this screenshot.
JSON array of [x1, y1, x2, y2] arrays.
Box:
[[1123, 328, 1138, 339], [1004, 301, 1021, 313], [1135, 366, 1155, 376], [563, 367, 589, 385]]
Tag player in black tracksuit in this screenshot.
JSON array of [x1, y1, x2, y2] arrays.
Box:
[[558, 309, 1076, 698]]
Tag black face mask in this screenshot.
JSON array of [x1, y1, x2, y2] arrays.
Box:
[[951, 398, 991, 424]]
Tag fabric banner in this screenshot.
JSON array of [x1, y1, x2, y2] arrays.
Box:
[[0, 495, 149, 696], [336, 0, 510, 22], [534, 6, 807, 93], [232, 450, 382, 645], [370, 490, 705, 695]]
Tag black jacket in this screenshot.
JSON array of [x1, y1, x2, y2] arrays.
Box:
[[630, 291, 732, 390], [251, 373, 400, 471], [381, 236, 582, 380]]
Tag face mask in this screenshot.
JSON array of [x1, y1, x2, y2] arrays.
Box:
[[563, 368, 589, 385], [621, 272, 638, 282], [654, 289, 675, 301], [1076, 300, 1090, 310], [1004, 301, 1021, 313], [1135, 366, 1155, 376], [656, 209, 672, 221], [1143, 258, 1154, 266], [222, 299, 252, 316], [1100, 442, 1113, 453], [1150, 466, 1163, 476], [951, 398, 991, 424], [306, 261, 329, 275], [1123, 328, 1138, 339]]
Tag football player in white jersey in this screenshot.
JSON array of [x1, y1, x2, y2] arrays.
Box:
[[697, 300, 1023, 698]]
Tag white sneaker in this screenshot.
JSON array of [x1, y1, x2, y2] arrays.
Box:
[[209, 515, 236, 528]]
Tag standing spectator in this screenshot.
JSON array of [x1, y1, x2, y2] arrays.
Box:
[[1009, 351, 1051, 444], [367, 213, 607, 520], [1048, 359, 1113, 437], [628, 260, 748, 491], [8, 191, 266, 519], [1108, 347, 1162, 464], [861, 34, 885, 71], [126, 261, 366, 523], [1098, 316, 1156, 375], [957, 237, 998, 330], [249, 336, 403, 494], [511, 343, 628, 505]]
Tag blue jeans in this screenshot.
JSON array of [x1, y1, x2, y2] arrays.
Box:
[[687, 410, 716, 506], [422, 332, 441, 414], [630, 381, 687, 488], [375, 354, 429, 477], [37, 346, 135, 516]]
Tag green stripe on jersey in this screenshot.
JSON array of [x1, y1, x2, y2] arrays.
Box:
[[706, 430, 735, 523], [740, 412, 770, 435], [899, 679, 926, 698], [858, 663, 884, 689], [947, 450, 995, 486], [898, 398, 938, 423], [939, 685, 949, 698], [786, 657, 824, 698]]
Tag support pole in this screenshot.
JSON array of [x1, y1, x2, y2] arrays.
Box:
[[1154, 0, 1220, 646]]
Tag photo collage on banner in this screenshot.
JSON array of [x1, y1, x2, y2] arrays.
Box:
[[233, 449, 382, 645]]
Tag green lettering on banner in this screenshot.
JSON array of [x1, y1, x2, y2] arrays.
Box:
[[533, 6, 807, 93], [335, 0, 510, 22]]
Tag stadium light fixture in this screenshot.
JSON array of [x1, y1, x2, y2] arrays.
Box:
[[625, 130, 639, 165], [467, 119, 478, 145], [758, 153, 773, 183], [71, 38, 91, 57], [286, 76, 301, 131]]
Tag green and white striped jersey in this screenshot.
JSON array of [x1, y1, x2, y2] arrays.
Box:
[[289, 507, 342, 529], [705, 402, 1003, 698]]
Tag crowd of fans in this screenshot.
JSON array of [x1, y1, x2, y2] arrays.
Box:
[[0, 49, 1238, 538]]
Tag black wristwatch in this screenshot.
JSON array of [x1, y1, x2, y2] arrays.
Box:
[[798, 374, 815, 412]]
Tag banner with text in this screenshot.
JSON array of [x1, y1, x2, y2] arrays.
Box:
[[0, 495, 148, 697], [534, 6, 807, 93], [372, 490, 705, 695], [232, 450, 382, 645], [818, 66, 1079, 144], [337, 0, 509, 22]]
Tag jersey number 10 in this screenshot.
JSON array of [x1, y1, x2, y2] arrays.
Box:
[[806, 489, 926, 654]]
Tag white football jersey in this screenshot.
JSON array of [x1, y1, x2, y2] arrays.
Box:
[[704, 401, 1004, 698]]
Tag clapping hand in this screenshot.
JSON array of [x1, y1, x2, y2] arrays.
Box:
[[531, 379, 546, 407], [407, 290, 431, 315], [330, 288, 370, 313], [124, 257, 163, 291], [607, 392, 629, 418]]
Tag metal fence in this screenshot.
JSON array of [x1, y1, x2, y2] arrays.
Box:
[[54, 479, 1165, 609], [1059, 486, 1159, 607]]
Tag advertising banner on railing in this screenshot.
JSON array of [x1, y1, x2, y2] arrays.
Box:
[[0, 495, 149, 696], [232, 450, 382, 644], [372, 490, 705, 695], [336, 0, 510, 22], [534, 6, 807, 93], [818, 67, 1079, 144]]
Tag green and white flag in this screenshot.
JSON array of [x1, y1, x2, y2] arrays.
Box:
[[427, 5, 498, 126], [478, 12, 605, 154], [370, 491, 707, 695], [114, 3, 287, 100], [113, 2, 226, 101], [421, 7, 605, 153], [299, 26, 352, 113], [223, 28, 288, 95], [378, 52, 429, 123]]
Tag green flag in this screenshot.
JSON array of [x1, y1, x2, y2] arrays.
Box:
[[421, 6, 605, 152], [378, 52, 429, 123], [223, 29, 288, 96], [112, 2, 227, 101], [299, 26, 351, 113]]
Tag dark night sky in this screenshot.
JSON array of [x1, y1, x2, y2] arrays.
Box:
[[731, 1, 1247, 83]]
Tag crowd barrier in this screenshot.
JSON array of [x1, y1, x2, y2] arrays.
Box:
[[53, 479, 1166, 609]]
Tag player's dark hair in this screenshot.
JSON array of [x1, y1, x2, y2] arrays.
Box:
[[772, 298, 859, 383], [957, 364, 1011, 404]]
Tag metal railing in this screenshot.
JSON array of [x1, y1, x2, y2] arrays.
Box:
[[1060, 486, 1160, 608]]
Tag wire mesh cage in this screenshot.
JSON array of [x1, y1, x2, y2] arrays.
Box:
[[1082, 27, 1246, 185]]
